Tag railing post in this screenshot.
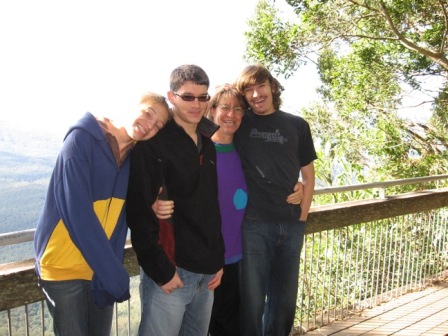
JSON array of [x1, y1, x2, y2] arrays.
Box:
[[379, 187, 386, 199]]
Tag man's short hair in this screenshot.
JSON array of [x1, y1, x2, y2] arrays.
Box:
[[169, 64, 210, 92]]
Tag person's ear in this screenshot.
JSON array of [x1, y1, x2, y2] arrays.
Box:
[[167, 91, 175, 104]]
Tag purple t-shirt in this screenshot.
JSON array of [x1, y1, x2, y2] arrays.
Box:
[[215, 143, 248, 264]]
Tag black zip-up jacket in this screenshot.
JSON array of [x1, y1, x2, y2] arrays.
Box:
[[126, 118, 224, 286]]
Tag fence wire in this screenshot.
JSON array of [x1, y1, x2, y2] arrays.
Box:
[[295, 208, 448, 333]]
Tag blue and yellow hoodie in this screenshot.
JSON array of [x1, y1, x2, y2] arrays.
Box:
[[34, 112, 130, 307]]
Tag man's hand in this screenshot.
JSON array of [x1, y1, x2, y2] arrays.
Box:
[[161, 271, 184, 295], [208, 268, 223, 290], [287, 181, 304, 205], [152, 187, 174, 219]]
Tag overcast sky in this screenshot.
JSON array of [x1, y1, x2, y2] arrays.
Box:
[[0, 0, 320, 136]]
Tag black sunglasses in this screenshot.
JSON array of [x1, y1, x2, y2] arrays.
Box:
[[173, 92, 210, 102]]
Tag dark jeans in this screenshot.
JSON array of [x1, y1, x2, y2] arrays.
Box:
[[240, 218, 305, 336], [209, 261, 240, 336]]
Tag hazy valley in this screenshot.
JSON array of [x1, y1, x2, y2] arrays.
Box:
[[0, 120, 61, 263]]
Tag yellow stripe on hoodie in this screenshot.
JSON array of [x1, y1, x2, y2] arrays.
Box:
[[39, 197, 125, 281]]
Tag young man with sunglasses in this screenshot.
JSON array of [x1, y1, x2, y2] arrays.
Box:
[[126, 64, 225, 336], [151, 84, 305, 336], [234, 64, 317, 336]]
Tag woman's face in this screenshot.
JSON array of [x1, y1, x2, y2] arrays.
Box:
[[211, 97, 244, 139]]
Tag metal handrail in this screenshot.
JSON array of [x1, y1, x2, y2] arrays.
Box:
[[1, 174, 447, 247], [313, 174, 448, 195], [0, 229, 35, 247], [1, 183, 448, 334]]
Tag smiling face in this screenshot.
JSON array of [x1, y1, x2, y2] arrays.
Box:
[[210, 96, 244, 144], [128, 102, 170, 141], [243, 79, 276, 115]]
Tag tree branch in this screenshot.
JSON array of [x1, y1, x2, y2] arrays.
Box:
[[400, 100, 433, 109], [379, 0, 448, 70], [346, 0, 377, 12], [341, 34, 398, 42], [438, 0, 448, 52]]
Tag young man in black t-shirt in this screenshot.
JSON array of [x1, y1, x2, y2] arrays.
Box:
[[234, 64, 317, 336]]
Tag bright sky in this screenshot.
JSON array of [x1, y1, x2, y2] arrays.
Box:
[[0, 0, 320, 137]]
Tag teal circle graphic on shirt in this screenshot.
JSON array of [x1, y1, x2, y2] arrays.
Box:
[[234, 189, 248, 210]]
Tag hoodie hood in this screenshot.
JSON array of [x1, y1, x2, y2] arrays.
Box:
[[64, 112, 104, 142]]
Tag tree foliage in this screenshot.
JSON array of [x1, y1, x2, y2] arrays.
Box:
[[244, 0, 448, 186]]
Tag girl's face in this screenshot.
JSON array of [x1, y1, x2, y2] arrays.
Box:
[[128, 103, 169, 141]]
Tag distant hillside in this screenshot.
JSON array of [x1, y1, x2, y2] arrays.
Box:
[[0, 120, 61, 262]]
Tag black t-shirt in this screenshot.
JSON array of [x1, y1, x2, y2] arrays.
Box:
[[234, 109, 317, 221]]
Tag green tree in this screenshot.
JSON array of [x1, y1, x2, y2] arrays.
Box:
[[244, 0, 448, 185]]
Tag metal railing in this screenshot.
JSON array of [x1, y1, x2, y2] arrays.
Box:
[[1, 175, 448, 335], [313, 174, 448, 197], [2, 175, 448, 248], [296, 209, 448, 333]]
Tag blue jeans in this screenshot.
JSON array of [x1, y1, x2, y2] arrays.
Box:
[[138, 267, 215, 336], [39, 279, 114, 336], [240, 218, 305, 336]]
